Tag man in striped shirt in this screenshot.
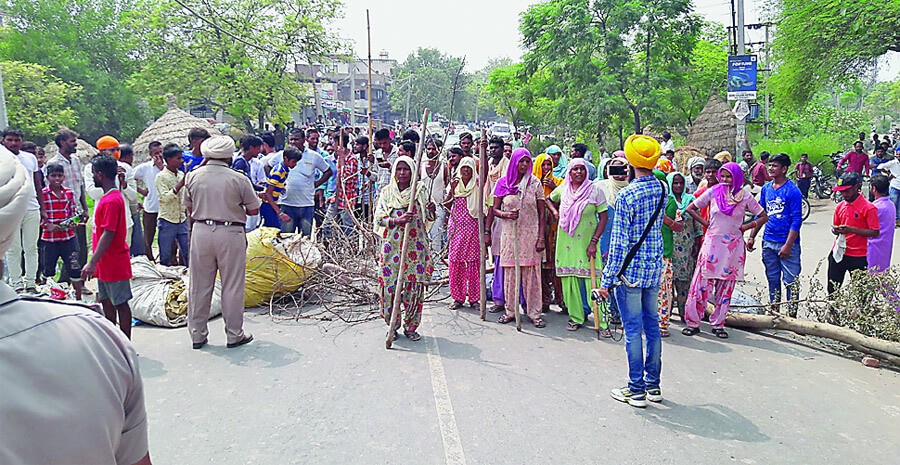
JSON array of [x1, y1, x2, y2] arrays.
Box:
[[263, 146, 303, 229]]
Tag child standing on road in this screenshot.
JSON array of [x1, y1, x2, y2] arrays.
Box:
[[81, 154, 134, 338], [40, 163, 84, 300], [749, 153, 803, 306]]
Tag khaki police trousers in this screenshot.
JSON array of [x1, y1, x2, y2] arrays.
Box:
[[188, 222, 248, 345]]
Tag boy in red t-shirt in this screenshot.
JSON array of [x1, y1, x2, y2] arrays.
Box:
[[41, 163, 84, 300], [827, 172, 880, 295], [81, 154, 134, 338]]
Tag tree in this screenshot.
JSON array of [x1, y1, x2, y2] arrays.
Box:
[[0, 0, 146, 141], [770, 0, 900, 108], [0, 61, 81, 142], [657, 23, 728, 130], [389, 48, 467, 123], [519, 0, 701, 134], [128, 0, 344, 131]]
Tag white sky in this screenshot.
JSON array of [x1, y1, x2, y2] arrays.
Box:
[[336, 0, 898, 81]]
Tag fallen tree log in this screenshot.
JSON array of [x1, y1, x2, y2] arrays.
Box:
[[717, 311, 900, 366]]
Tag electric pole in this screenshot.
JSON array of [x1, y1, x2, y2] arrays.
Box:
[[0, 64, 8, 130], [734, 0, 749, 156]]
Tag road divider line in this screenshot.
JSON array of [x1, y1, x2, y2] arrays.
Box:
[[426, 333, 468, 465]]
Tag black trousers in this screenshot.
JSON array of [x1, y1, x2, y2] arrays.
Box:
[[827, 252, 867, 295]]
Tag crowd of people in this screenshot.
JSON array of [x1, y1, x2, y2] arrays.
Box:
[[2, 122, 898, 412]]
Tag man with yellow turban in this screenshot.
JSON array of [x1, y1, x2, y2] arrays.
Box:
[[598, 134, 668, 409]]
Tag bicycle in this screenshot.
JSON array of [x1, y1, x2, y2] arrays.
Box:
[[590, 290, 623, 341]]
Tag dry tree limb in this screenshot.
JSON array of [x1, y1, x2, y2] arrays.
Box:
[[716, 310, 900, 366]]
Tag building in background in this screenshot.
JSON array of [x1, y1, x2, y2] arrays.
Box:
[[294, 51, 399, 128]]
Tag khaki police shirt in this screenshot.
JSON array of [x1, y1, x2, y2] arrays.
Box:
[[184, 159, 261, 224], [0, 283, 149, 465]]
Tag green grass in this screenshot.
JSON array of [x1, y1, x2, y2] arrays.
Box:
[[751, 135, 847, 167]]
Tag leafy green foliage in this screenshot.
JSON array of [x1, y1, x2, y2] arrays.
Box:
[[518, 0, 701, 136], [0, 0, 146, 140], [128, 0, 343, 131], [388, 48, 467, 122], [0, 61, 81, 142], [770, 0, 900, 108]]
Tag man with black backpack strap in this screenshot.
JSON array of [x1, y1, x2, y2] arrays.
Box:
[[597, 134, 667, 409]]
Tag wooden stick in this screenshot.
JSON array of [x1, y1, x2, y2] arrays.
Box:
[[478, 129, 487, 320], [511, 215, 522, 332], [589, 256, 600, 340], [386, 108, 430, 349], [366, 10, 375, 227]]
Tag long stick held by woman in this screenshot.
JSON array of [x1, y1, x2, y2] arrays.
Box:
[[487, 148, 547, 329]]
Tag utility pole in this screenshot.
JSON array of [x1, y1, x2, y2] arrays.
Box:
[[764, 23, 770, 141], [349, 60, 357, 125], [733, 0, 749, 156], [0, 64, 8, 130], [404, 75, 411, 124]]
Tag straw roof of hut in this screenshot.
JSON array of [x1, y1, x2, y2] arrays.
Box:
[[674, 145, 705, 175], [43, 138, 100, 163], [686, 92, 739, 157], [132, 94, 223, 163]]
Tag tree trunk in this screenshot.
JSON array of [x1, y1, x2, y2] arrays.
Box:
[[716, 311, 900, 366], [631, 105, 642, 134]]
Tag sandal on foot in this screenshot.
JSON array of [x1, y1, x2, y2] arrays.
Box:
[[498, 314, 515, 324], [598, 328, 612, 338], [404, 331, 422, 341], [448, 300, 464, 310], [566, 320, 581, 331], [712, 328, 729, 339], [489, 304, 505, 313], [682, 326, 700, 336], [468, 301, 479, 308], [533, 318, 546, 328], [660, 328, 670, 338], [388, 330, 399, 341]]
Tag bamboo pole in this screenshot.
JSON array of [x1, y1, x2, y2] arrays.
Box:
[[511, 218, 522, 332], [590, 257, 600, 339], [478, 129, 487, 320], [385, 108, 430, 349], [366, 10, 375, 227]]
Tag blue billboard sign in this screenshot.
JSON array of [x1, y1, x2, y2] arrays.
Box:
[[727, 55, 758, 101]]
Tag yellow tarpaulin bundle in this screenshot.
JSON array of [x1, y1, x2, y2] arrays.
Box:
[[244, 227, 321, 308]]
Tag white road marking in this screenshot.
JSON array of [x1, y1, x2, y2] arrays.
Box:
[[426, 334, 468, 465]]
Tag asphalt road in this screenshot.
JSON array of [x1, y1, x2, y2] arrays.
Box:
[[135, 202, 900, 465]]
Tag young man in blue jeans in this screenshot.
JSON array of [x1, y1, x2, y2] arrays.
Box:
[[748, 153, 802, 309], [598, 134, 666, 408]]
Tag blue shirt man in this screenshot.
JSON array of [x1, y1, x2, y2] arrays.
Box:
[[749, 153, 803, 305]]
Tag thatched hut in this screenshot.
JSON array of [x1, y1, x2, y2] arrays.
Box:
[[686, 92, 740, 157], [132, 94, 223, 163], [43, 138, 100, 163], [673, 145, 705, 175]]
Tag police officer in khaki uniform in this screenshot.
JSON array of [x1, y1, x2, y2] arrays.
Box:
[[184, 136, 261, 349]]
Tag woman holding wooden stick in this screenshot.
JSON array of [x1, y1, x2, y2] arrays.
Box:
[[548, 158, 609, 332], [375, 155, 435, 342], [487, 148, 548, 328], [533, 153, 564, 312], [443, 157, 481, 309]]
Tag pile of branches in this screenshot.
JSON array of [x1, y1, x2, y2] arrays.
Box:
[[265, 209, 451, 325], [728, 259, 900, 365]]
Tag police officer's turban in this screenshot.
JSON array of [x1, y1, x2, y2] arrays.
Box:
[[0, 146, 33, 256], [201, 135, 237, 160]]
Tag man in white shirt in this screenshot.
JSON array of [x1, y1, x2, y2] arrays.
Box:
[[373, 128, 398, 199], [660, 131, 675, 155], [84, 136, 138, 239], [133, 141, 164, 261], [2, 127, 44, 291], [876, 156, 900, 227], [46, 129, 90, 272]]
